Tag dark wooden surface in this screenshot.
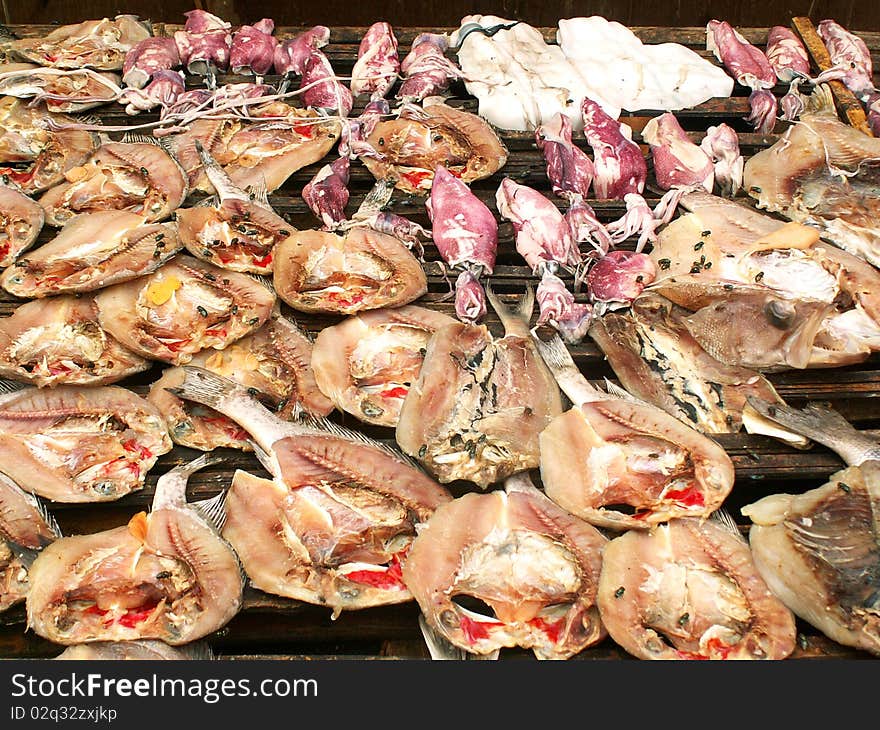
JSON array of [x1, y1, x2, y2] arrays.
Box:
[[5, 0, 879, 33], [0, 22, 878, 661]]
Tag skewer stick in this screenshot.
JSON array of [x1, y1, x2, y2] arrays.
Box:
[[791, 16, 873, 136]]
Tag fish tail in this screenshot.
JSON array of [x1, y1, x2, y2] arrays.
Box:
[[191, 489, 228, 532], [166, 453, 225, 480], [531, 333, 595, 405], [168, 366, 245, 413], [152, 452, 224, 510], [486, 284, 534, 332], [745, 396, 876, 464]]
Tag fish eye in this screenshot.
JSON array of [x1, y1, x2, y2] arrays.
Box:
[[764, 300, 796, 329], [92, 481, 117, 496]]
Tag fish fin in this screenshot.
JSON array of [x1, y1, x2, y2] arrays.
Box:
[[530, 333, 596, 403], [602, 378, 652, 407], [152, 453, 224, 511], [168, 366, 245, 411], [0, 379, 28, 394], [193, 195, 220, 209], [180, 641, 216, 660], [245, 179, 270, 209], [271, 310, 315, 343], [486, 285, 535, 331], [0, 472, 62, 541], [354, 179, 395, 218], [805, 84, 837, 116], [245, 273, 276, 294], [191, 489, 228, 532], [298, 412, 425, 471], [249, 440, 278, 476], [5, 540, 41, 569], [120, 132, 162, 146], [418, 615, 469, 660], [745, 396, 863, 454], [710, 508, 745, 541], [72, 112, 103, 127]]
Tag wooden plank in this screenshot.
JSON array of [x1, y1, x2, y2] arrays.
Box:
[[792, 16, 873, 136]]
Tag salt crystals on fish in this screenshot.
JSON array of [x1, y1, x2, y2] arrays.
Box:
[[597, 514, 796, 660], [403, 474, 607, 660], [168, 367, 452, 614], [0, 383, 171, 503], [0, 472, 60, 612], [26, 455, 242, 644], [311, 305, 455, 427], [396, 288, 563, 488]]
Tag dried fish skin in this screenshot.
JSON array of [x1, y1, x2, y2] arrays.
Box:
[[534, 334, 734, 530], [312, 306, 455, 427], [0, 473, 60, 612], [743, 462, 880, 656], [0, 295, 150, 387], [95, 254, 276, 365], [597, 517, 796, 660], [167, 368, 452, 613], [396, 290, 563, 488], [362, 101, 508, 195], [0, 98, 100, 194], [589, 293, 788, 434], [165, 101, 341, 195], [0, 16, 151, 71], [402, 477, 607, 659], [0, 211, 181, 298], [38, 141, 188, 227], [149, 314, 332, 451], [0, 384, 171, 503], [0, 182, 44, 268], [273, 227, 427, 314], [744, 109, 880, 269], [56, 639, 213, 660], [27, 456, 242, 644]]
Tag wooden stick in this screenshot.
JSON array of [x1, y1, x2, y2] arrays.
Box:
[[791, 16, 873, 136]]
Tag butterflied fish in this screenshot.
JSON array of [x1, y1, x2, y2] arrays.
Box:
[[39, 139, 188, 227], [177, 141, 292, 273], [0, 472, 60, 612], [94, 254, 276, 365], [362, 100, 508, 195], [0, 98, 99, 194], [0, 384, 171, 502], [0, 295, 150, 387], [0, 182, 44, 268], [273, 226, 426, 314], [0, 210, 180, 298], [0, 64, 122, 113], [0, 16, 151, 71], [403, 474, 607, 660], [744, 91, 880, 269], [164, 100, 341, 194], [168, 367, 452, 615], [56, 639, 214, 660], [597, 514, 796, 660], [589, 292, 807, 444], [740, 402, 880, 655], [149, 312, 333, 451], [311, 305, 455, 427], [396, 288, 563, 488], [650, 190, 880, 368], [534, 334, 734, 530], [27, 454, 242, 645]]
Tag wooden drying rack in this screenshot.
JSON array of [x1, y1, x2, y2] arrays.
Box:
[[0, 22, 878, 660]]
